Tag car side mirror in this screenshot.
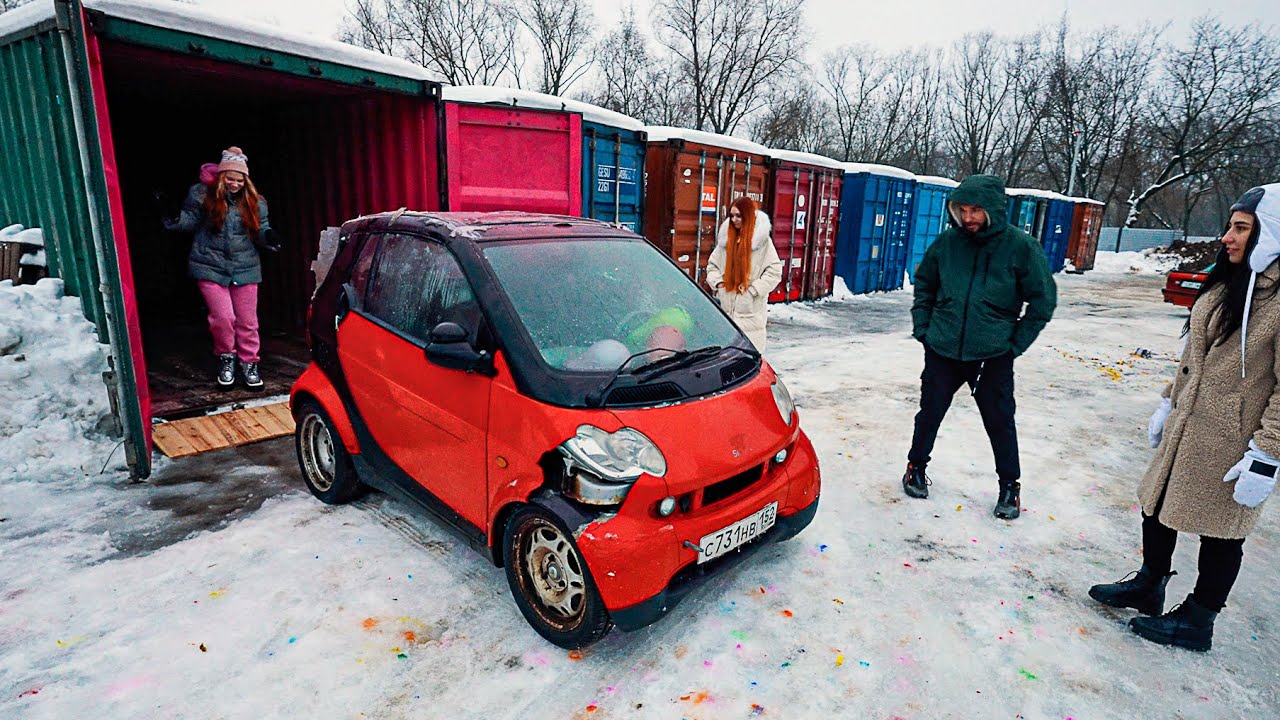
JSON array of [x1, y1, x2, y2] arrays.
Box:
[[425, 322, 495, 376]]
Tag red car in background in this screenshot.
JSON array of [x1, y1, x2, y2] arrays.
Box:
[[1162, 264, 1213, 308]]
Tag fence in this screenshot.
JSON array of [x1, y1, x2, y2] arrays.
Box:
[[1097, 227, 1184, 253]]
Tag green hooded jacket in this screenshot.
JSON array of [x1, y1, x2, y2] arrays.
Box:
[[911, 174, 1057, 361]]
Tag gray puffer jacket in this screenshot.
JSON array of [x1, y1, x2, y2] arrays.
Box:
[[166, 183, 270, 286]]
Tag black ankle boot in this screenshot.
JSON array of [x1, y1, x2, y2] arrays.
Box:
[[216, 353, 236, 388], [1088, 566, 1175, 616], [1129, 594, 1217, 652], [902, 463, 929, 499], [994, 481, 1020, 519]]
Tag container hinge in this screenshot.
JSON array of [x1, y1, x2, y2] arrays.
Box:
[[308, 62, 323, 76], [259, 55, 275, 67], [188, 42, 207, 55], [100, 368, 124, 439]]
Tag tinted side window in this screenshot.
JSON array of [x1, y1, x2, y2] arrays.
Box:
[[348, 233, 380, 307], [364, 234, 477, 343]]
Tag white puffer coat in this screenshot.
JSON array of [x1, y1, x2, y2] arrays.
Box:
[[705, 209, 784, 352]]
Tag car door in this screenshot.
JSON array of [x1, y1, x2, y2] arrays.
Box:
[[337, 232, 491, 530]]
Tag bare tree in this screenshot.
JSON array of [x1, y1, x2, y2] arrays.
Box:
[[748, 81, 833, 154], [1, 0, 36, 9], [654, 0, 808, 134], [339, 0, 521, 86], [517, 0, 595, 95], [944, 33, 1012, 176], [817, 44, 890, 162], [995, 33, 1051, 185], [1121, 18, 1280, 231], [585, 5, 655, 118]]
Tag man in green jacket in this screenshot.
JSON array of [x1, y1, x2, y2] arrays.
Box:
[[904, 174, 1058, 518]]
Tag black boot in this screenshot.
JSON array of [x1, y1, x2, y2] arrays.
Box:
[[1088, 566, 1175, 616], [902, 463, 930, 499], [1129, 594, 1217, 652], [241, 360, 263, 389], [216, 353, 236, 388], [994, 481, 1020, 519]]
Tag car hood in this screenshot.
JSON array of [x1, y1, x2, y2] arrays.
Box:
[[609, 365, 795, 496]]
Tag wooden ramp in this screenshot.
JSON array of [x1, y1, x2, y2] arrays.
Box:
[[153, 402, 295, 459]]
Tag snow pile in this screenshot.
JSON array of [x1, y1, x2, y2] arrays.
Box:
[[1091, 249, 1180, 275], [0, 278, 119, 483]]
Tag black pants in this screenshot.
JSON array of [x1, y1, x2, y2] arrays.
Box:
[[908, 346, 1019, 485], [1141, 513, 1244, 612]]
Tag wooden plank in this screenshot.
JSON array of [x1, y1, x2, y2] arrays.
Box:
[[152, 402, 297, 459]]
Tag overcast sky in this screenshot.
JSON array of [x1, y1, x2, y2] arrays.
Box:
[[208, 0, 1274, 58]]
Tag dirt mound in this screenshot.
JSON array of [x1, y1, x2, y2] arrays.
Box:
[[1163, 239, 1220, 273]]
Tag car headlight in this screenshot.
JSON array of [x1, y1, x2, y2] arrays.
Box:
[[559, 425, 667, 482], [772, 378, 795, 426]]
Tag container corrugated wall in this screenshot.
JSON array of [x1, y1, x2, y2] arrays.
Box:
[[643, 140, 769, 285], [803, 172, 842, 300], [1067, 201, 1104, 272], [0, 22, 107, 332], [765, 160, 842, 302], [1041, 197, 1075, 273], [834, 171, 915, 294], [582, 121, 644, 231], [907, 182, 953, 283], [444, 102, 582, 215]]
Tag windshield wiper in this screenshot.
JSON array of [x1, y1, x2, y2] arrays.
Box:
[[636, 344, 760, 382], [585, 346, 681, 408]]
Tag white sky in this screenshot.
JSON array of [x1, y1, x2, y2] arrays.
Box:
[[203, 0, 1274, 58]]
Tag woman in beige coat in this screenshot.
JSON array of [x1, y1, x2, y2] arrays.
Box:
[[705, 196, 784, 352], [1089, 184, 1280, 651]]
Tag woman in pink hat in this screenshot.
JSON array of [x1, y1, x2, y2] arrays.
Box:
[[164, 146, 277, 389]]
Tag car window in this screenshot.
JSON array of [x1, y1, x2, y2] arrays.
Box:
[[348, 234, 380, 307], [483, 238, 743, 370], [364, 233, 477, 343]]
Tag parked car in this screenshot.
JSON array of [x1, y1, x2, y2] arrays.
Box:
[[1161, 263, 1213, 307], [290, 211, 821, 649]]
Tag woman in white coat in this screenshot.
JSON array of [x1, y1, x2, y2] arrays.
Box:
[[705, 196, 784, 352]]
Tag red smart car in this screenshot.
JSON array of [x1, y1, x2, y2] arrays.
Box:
[[290, 212, 820, 648]]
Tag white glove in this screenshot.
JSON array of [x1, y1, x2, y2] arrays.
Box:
[[1147, 397, 1172, 448], [1223, 441, 1279, 509]]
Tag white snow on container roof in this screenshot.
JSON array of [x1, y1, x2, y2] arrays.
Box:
[[768, 149, 843, 170], [643, 126, 770, 156], [914, 175, 960, 188], [842, 162, 916, 181], [1065, 195, 1105, 205], [442, 86, 644, 131], [1007, 187, 1062, 200], [1, 0, 441, 83]]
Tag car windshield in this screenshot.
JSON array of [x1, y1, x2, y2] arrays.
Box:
[[483, 238, 746, 371]]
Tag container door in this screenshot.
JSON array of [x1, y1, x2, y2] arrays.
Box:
[[884, 179, 914, 291], [767, 165, 810, 303], [804, 170, 840, 300], [445, 102, 582, 214], [69, 1, 153, 477], [583, 126, 644, 231]]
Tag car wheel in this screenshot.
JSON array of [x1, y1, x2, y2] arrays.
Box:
[[503, 505, 612, 649], [294, 400, 363, 504]]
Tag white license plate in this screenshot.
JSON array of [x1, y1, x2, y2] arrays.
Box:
[[697, 502, 778, 564], [1181, 281, 1202, 289]]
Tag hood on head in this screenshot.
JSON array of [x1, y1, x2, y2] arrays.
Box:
[[1237, 183, 1280, 273], [947, 174, 1008, 238]]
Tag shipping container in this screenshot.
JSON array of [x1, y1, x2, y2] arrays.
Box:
[[1066, 197, 1105, 272], [0, 0, 443, 478], [834, 163, 916, 294], [1040, 193, 1076, 273], [1005, 188, 1043, 237], [906, 174, 958, 283], [642, 127, 770, 285], [763, 149, 843, 302], [440, 86, 582, 215]]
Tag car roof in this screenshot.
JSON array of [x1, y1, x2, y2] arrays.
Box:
[[341, 211, 638, 243]]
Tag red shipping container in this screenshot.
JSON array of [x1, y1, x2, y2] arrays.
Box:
[[442, 87, 582, 215], [643, 127, 770, 286], [1067, 198, 1105, 272], [765, 150, 844, 302]]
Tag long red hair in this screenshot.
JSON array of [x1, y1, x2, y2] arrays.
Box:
[[204, 172, 263, 237], [723, 196, 757, 294]]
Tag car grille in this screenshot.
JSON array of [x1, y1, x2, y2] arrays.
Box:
[[702, 463, 765, 507], [605, 382, 684, 406]]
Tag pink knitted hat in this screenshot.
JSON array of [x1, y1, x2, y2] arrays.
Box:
[[217, 146, 249, 176]]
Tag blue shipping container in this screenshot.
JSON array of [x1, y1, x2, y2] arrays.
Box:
[[906, 176, 957, 283], [834, 164, 916, 294], [1041, 196, 1075, 273], [1007, 193, 1039, 235], [583, 120, 646, 231]]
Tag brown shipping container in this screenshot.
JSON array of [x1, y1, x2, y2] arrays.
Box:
[[643, 128, 770, 286], [1067, 199, 1105, 272]]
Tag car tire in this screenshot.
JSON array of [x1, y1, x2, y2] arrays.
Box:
[[503, 505, 612, 649], [294, 400, 363, 504]]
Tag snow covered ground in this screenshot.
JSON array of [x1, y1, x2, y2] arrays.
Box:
[[1, 254, 1276, 719]]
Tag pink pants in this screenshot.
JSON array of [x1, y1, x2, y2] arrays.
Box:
[[197, 280, 260, 363]]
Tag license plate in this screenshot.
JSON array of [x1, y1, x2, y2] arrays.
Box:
[[1181, 281, 1202, 289], [697, 502, 778, 564]]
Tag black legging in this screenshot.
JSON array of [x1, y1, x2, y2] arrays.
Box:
[[1142, 513, 1244, 612]]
